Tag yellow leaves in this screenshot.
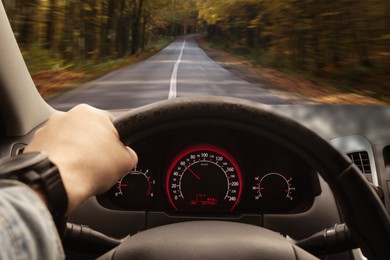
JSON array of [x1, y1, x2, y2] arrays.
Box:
[[320, 11, 343, 17], [143, 0, 198, 30], [196, 0, 264, 28]]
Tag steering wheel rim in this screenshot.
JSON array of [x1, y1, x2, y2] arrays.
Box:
[[113, 96, 390, 259]]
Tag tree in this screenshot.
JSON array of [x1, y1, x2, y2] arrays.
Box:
[[44, 0, 57, 50]]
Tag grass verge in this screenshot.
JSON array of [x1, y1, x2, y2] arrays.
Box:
[[25, 37, 173, 99]]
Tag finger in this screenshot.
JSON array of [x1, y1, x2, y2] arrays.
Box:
[[125, 146, 138, 171], [98, 109, 114, 121], [70, 104, 112, 120]]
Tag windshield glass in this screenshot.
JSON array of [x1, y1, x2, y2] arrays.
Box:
[[3, 0, 389, 110]]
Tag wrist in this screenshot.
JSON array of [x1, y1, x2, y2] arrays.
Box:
[[32, 185, 50, 207], [0, 152, 69, 224], [49, 160, 89, 215]]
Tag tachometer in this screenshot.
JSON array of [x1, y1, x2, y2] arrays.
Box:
[[112, 167, 154, 208], [166, 145, 242, 212]]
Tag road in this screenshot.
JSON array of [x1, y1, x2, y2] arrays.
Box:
[[49, 36, 287, 111]]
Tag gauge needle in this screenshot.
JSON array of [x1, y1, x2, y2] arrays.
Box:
[[185, 166, 201, 180]]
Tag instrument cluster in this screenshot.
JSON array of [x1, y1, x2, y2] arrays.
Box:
[[98, 127, 321, 215]]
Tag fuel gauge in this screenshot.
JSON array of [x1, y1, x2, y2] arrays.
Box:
[[253, 173, 295, 201]]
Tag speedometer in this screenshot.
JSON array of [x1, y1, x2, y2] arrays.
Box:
[[166, 145, 243, 212]]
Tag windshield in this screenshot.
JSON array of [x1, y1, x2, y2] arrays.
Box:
[[2, 0, 389, 110]]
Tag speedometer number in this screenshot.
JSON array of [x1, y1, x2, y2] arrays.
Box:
[[166, 145, 243, 212]]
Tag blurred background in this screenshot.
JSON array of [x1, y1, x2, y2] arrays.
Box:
[[2, 0, 390, 103]]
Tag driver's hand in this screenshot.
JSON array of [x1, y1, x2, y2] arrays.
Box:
[[24, 104, 138, 215]]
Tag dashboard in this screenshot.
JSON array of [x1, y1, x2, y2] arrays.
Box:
[[2, 101, 390, 259], [92, 103, 390, 224], [71, 103, 390, 247], [98, 126, 321, 215]]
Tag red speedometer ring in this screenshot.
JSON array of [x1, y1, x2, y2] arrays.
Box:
[[166, 145, 243, 212]]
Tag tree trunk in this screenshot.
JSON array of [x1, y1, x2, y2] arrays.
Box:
[[100, 0, 116, 57], [19, 0, 38, 45], [116, 0, 127, 56], [83, 1, 97, 58], [131, 0, 144, 55], [44, 0, 57, 50], [61, 0, 75, 60]]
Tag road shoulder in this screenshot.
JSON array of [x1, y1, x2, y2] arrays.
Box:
[[200, 43, 385, 105]]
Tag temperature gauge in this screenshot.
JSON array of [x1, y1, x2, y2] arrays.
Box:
[[113, 167, 155, 209], [252, 173, 295, 201]]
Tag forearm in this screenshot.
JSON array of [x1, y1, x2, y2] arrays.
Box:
[[0, 180, 65, 259]]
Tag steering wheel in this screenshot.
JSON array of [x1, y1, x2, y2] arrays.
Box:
[[104, 96, 389, 259]]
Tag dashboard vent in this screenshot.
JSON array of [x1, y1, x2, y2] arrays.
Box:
[[347, 151, 371, 174]]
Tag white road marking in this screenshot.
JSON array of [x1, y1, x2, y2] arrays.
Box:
[[168, 40, 186, 99]]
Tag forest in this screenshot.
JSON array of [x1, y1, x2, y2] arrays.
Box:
[[198, 0, 390, 98], [2, 0, 198, 59], [2, 0, 390, 101]]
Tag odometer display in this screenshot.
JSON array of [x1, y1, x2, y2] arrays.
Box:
[[166, 145, 243, 212]]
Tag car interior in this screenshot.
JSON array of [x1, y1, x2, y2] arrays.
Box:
[[0, 1, 389, 259]]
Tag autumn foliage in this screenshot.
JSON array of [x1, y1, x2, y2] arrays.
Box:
[[197, 0, 390, 100], [2, 0, 390, 101]]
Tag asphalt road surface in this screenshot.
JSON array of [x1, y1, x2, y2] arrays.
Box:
[[49, 36, 288, 111]]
